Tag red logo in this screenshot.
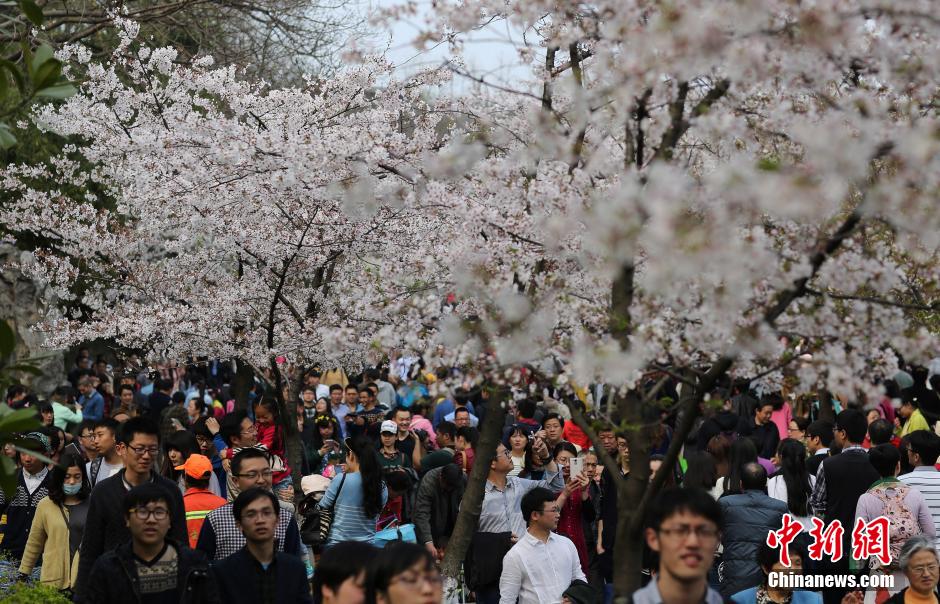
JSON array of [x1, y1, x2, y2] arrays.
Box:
[[768, 515, 893, 566]]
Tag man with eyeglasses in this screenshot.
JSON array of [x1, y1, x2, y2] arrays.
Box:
[[471, 442, 567, 604], [215, 410, 288, 502], [195, 448, 305, 563], [75, 417, 188, 600], [79, 483, 219, 604], [499, 487, 585, 604], [212, 488, 312, 604], [632, 486, 725, 604]]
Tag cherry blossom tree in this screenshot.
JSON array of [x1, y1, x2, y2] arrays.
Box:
[[0, 18, 450, 487], [374, 0, 940, 595]]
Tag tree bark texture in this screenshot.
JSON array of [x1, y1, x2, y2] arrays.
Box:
[[440, 388, 507, 579]]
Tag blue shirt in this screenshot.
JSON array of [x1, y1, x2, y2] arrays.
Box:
[[433, 400, 476, 427], [79, 391, 105, 421], [318, 470, 388, 546]]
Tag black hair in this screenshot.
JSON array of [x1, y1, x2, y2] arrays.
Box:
[[189, 396, 206, 416], [908, 430, 940, 466], [791, 416, 810, 432], [436, 421, 456, 442], [232, 447, 271, 476], [232, 487, 279, 521], [97, 417, 120, 436], [520, 487, 556, 525], [553, 441, 578, 459], [542, 412, 565, 429], [453, 407, 471, 418], [48, 450, 90, 506], [118, 383, 135, 396], [393, 407, 411, 418], [774, 438, 812, 516], [162, 430, 200, 480], [253, 396, 280, 418], [155, 377, 173, 392], [347, 436, 385, 518], [117, 416, 160, 445], [516, 398, 536, 419], [171, 391, 186, 405], [868, 419, 893, 447], [329, 383, 343, 393], [682, 450, 717, 490], [869, 443, 901, 477], [806, 420, 834, 447], [440, 464, 464, 491], [220, 410, 249, 447], [723, 437, 758, 494], [77, 418, 98, 436], [345, 384, 358, 392], [835, 409, 868, 444], [123, 483, 173, 516], [302, 385, 316, 393], [741, 462, 767, 491], [759, 538, 806, 574], [314, 541, 379, 604], [456, 426, 478, 448], [37, 401, 53, 414], [645, 486, 722, 531], [761, 392, 785, 412], [184, 473, 211, 490], [357, 384, 373, 394], [365, 542, 436, 604]]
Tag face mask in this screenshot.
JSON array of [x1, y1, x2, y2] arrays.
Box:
[[63, 482, 82, 496]]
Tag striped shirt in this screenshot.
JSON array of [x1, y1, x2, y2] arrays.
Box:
[[318, 470, 388, 546], [899, 466, 940, 547]]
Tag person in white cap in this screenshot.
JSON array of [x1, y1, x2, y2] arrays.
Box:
[[378, 420, 412, 472]]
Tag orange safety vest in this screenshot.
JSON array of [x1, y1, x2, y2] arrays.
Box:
[[182, 487, 226, 548]]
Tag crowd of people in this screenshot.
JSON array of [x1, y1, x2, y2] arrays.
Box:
[[2, 349, 940, 604]]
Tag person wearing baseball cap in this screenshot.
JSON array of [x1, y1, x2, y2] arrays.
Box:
[[177, 454, 226, 548]]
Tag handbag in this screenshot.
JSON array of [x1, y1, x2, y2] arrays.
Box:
[[300, 472, 346, 547], [373, 517, 417, 548]]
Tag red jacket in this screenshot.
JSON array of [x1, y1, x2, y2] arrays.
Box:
[[182, 487, 226, 548], [255, 421, 291, 486]]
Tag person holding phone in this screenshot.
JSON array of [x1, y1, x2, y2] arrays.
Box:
[[553, 442, 592, 575]]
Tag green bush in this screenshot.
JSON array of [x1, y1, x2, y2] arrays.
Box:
[[0, 582, 70, 604]]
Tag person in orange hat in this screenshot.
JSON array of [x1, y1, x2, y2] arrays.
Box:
[[177, 454, 226, 548]]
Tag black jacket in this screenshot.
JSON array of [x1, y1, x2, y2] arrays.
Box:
[[212, 548, 312, 604], [78, 539, 220, 604], [74, 470, 187, 599], [413, 466, 466, 546]]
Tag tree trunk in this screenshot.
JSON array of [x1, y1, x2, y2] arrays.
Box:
[[440, 387, 507, 579], [270, 359, 306, 500], [232, 358, 254, 412]]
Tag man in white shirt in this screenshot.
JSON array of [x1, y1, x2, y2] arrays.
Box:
[[87, 418, 124, 486], [499, 487, 585, 604]]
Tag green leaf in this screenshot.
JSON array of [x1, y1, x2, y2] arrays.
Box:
[[32, 57, 61, 90], [0, 455, 16, 498], [30, 44, 54, 76], [34, 83, 75, 100], [0, 69, 7, 102], [0, 60, 26, 93], [0, 321, 13, 357], [11, 443, 56, 467], [0, 123, 15, 149], [18, 0, 43, 26], [0, 406, 42, 433]]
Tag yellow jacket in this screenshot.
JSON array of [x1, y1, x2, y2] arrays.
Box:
[[18, 497, 81, 589]]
